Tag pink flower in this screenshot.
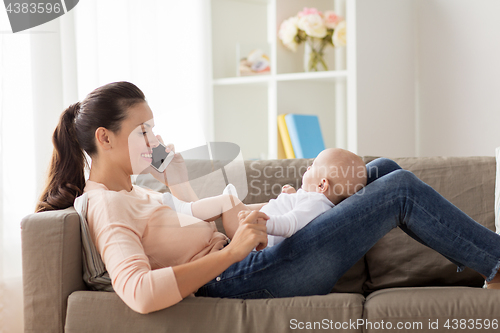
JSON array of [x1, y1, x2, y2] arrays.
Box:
[[324, 10, 342, 29], [298, 7, 323, 18]]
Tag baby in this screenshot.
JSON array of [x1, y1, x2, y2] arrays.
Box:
[[162, 148, 367, 248]]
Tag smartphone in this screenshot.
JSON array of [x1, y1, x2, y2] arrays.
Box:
[[151, 143, 174, 172]]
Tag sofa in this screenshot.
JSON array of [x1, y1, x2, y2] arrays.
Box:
[[22, 156, 500, 333]]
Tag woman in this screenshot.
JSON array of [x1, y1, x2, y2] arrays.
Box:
[[37, 81, 500, 314]]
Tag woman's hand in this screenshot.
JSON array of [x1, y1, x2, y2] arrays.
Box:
[[282, 184, 296, 194], [237, 210, 268, 225], [225, 211, 269, 262], [146, 137, 189, 187]]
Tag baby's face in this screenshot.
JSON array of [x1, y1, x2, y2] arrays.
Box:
[[301, 154, 330, 193]]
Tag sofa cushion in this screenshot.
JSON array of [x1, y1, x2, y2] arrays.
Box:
[[364, 157, 495, 292], [74, 193, 114, 291], [65, 291, 365, 333], [364, 287, 500, 333], [330, 258, 367, 294]]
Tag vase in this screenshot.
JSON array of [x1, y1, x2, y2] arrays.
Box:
[[304, 39, 328, 72]]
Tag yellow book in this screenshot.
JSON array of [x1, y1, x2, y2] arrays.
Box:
[[277, 126, 286, 159], [277, 114, 295, 158]]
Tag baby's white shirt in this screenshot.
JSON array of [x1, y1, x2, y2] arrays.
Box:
[[260, 189, 334, 247]]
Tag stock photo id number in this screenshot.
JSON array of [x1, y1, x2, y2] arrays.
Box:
[[3, 0, 79, 33]]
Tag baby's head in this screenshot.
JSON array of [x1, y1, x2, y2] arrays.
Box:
[[301, 148, 367, 205]]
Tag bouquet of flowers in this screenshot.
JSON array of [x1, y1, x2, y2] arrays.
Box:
[[278, 8, 346, 71]]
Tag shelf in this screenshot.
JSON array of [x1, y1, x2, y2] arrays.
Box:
[[276, 70, 348, 82], [213, 70, 348, 86], [213, 75, 271, 86], [228, 0, 270, 3], [209, 0, 352, 159]]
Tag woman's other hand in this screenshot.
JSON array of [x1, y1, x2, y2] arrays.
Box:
[[225, 211, 269, 261], [237, 210, 268, 226]]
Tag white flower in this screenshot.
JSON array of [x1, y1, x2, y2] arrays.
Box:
[[279, 16, 299, 51], [332, 20, 347, 47], [283, 40, 298, 52], [298, 14, 327, 38]]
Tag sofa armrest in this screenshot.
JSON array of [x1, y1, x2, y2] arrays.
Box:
[[21, 207, 87, 333]]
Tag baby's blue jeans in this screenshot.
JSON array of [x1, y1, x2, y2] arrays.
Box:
[[195, 158, 500, 299]]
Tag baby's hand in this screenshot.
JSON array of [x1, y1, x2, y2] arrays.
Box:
[[282, 184, 296, 194]]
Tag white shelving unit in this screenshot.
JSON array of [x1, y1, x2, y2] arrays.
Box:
[[209, 0, 356, 160]]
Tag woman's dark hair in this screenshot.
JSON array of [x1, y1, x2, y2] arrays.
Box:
[[36, 81, 146, 212]]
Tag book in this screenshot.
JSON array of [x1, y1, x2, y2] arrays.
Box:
[[277, 127, 287, 159], [284, 114, 325, 159], [277, 114, 295, 158]]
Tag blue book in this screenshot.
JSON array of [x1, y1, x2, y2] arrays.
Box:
[[284, 114, 325, 158]]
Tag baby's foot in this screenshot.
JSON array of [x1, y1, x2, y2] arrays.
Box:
[[162, 192, 193, 216], [223, 184, 238, 198]]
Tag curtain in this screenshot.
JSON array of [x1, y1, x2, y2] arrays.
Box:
[[0, 1, 209, 331], [0, 10, 36, 332], [73, 0, 211, 152]]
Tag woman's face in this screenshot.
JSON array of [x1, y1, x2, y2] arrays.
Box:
[[111, 102, 159, 175]]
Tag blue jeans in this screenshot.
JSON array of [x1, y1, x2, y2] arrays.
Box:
[[195, 158, 500, 299]]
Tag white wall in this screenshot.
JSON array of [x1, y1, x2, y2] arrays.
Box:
[[355, 0, 416, 157], [417, 0, 500, 157], [356, 0, 500, 157]]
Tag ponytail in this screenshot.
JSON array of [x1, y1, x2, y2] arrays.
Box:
[[36, 102, 86, 212]]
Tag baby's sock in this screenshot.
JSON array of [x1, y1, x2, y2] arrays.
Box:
[[162, 193, 193, 216], [223, 183, 238, 198]]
